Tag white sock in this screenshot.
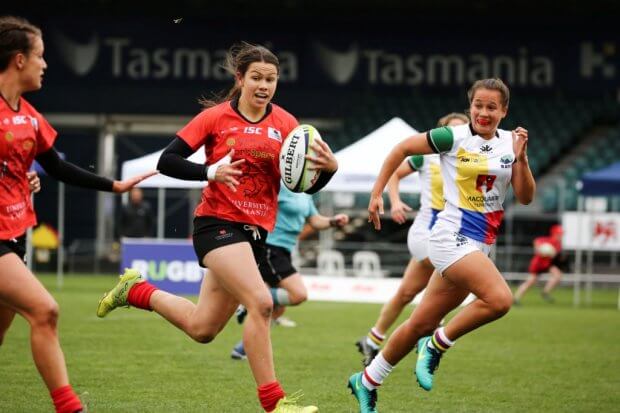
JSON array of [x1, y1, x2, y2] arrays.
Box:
[[428, 327, 455, 352], [365, 327, 384, 350], [270, 288, 291, 306], [362, 352, 393, 390]]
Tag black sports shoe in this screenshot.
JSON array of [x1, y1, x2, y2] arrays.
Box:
[[355, 337, 379, 367], [235, 305, 248, 324]]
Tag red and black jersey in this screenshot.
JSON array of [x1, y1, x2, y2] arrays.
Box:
[[528, 235, 562, 273], [177, 99, 298, 232], [0, 97, 56, 239]]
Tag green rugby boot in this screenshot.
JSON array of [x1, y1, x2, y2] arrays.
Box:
[[347, 372, 378, 413], [415, 336, 442, 391], [271, 392, 318, 412], [96, 268, 144, 318]]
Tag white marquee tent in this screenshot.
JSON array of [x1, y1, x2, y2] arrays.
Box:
[[324, 117, 420, 193]]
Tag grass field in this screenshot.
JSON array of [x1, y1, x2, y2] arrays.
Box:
[[1, 274, 619, 412]]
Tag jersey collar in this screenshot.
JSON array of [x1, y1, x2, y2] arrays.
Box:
[[230, 96, 272, 124], [469, 123, 499, 139]]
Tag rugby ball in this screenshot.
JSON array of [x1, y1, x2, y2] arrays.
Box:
[[279, 124, 322, 193], [536, 242, 557, 258]]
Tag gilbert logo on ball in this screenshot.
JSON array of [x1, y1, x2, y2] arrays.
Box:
[[279, 124, 322, 193]]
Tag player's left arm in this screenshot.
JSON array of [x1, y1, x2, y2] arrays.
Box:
[[307, 213, 349, 230], [511, 127, 536, 205], [35, 147, 156, 193]]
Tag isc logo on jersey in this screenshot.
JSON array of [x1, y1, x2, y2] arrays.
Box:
[[279, 124, 322, 193]]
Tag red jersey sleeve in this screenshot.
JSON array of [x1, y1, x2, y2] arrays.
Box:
[[176, 106, 219, 151], [33, 110, 57, 155]]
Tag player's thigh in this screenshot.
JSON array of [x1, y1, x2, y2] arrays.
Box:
[[399, 258, 434, 297], [443, 251, 511, 304], [0, 254, 57, 323], [203, 242, 271, 309], [409, 270, 469, 326], [548, 266, 563, 277], [191, 270, 239, 329], [277, 272, 306, 297]]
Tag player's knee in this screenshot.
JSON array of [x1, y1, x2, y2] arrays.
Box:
[[250, 295, 274, 319], [289, 290, 307, 305], [31, 300, 60, 330], [190, 325, 218, 344], [489, 292, 513, 317], [398, 289, 418, 305]]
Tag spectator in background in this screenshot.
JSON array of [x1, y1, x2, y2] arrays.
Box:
[[120, 187, 154, 238], [514, 224, 567, 304]]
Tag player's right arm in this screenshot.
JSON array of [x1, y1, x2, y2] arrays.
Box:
[[369, 129, 449, 230], [387, 159, 417, 224]]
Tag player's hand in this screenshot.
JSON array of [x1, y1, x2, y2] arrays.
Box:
[[213, 149, 245, 192], [512, 127, 529, 162], [368, 194, 384, 230], [390, 200, 412, 224], [330, 213, 349, 228], [27, 171, 41, 194], [306, 138, 338, 173], [112, 170, 158, 193]]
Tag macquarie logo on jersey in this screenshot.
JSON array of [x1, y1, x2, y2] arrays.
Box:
[[51, 28, 298, 82], [130, 259, 204, 282]]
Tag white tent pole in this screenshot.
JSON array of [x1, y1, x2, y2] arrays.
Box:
[[157, 187, 166, 239], [57, 182, 65, 289], [573, 195, 584, 307], [585, 199, 594, 306]]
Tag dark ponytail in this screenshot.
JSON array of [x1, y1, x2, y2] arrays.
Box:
[[199, 42, 279, 109]]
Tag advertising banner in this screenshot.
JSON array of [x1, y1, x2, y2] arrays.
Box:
[[121, 238, 203, 295], [562, 212, 620, 251]]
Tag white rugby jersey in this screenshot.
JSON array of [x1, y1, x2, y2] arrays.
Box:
[[426, 123, 515, 244], [406, 154, 444, 230]]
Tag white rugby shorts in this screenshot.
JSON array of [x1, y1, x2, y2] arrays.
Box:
[[407, 219, 431, 261], [428, 222, 492, 275]]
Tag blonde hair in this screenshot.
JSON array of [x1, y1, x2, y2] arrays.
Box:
[[437, 112, 469, 127]]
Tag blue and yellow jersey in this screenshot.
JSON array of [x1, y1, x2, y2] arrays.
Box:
[[426, 123, 515, 244], [407, 154, 444, 230]]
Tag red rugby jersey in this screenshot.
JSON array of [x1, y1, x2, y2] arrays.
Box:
[[0, 97, 57, 239], [177, 100, 298, 231], [0, 98, 57, 240], [533, 235, 562, 265]]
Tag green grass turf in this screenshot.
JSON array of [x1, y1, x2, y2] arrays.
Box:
[[0, 274, 619, 412]]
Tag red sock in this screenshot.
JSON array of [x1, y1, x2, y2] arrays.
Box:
[[51, 385, 82, 413], [127, 281, 157, 310], [257, 381, 285, 412]]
